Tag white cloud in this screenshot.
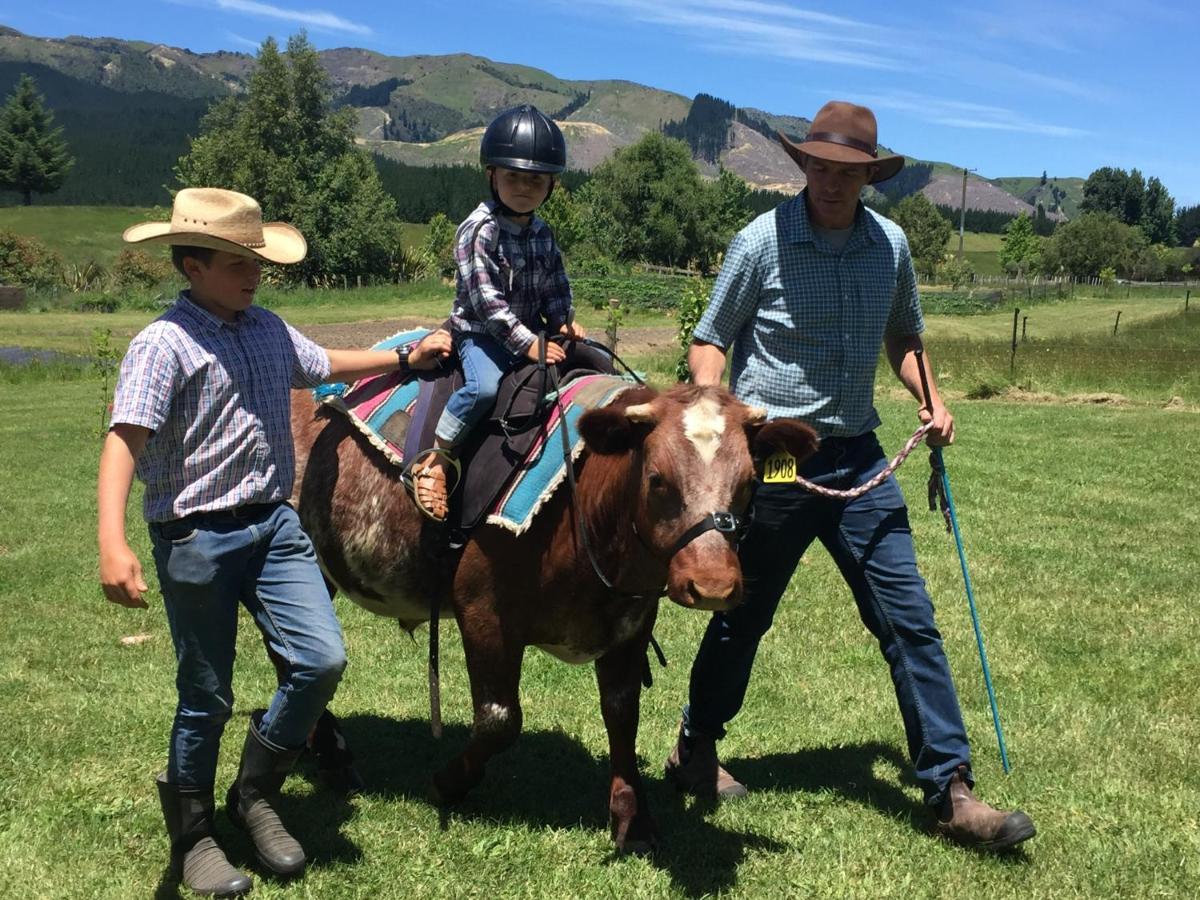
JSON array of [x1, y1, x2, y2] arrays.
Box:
[[851, 90, 1092, 138], [225, 31, 264, 50], [566, 0, 904, 70], [212, 0, 373, 36]]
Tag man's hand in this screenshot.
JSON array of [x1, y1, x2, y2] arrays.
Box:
[[100, 543, 149, 609], [409, 328, 452, 370], [559, 320, 587, 341], [919, 403, 955, 447], [526, 337, 566, 365]]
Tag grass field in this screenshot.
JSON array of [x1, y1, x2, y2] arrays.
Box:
[[1, 302, 1198, 897], [0, 206, 434, 268]]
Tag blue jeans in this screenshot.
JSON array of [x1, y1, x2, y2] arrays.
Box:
[[435, 332, 521, 447], [150, 502, 347, 788], [682, 432, 972, 805]]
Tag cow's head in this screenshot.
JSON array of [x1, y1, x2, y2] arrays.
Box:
[[579, 385, 818, 611]]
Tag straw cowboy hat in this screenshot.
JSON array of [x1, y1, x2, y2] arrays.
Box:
[[778, 101, 904, 184], [123, 188, 307, 264]]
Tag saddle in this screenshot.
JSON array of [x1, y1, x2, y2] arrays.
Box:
[[319, 330, 623, 535]]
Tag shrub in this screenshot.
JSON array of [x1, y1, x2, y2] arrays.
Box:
[[110, 249, 173, 289], [0, 229, 62, 288], [392, 245, 434, 282]]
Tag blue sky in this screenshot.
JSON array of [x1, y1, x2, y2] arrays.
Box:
[[14, 0, 1200, 205]]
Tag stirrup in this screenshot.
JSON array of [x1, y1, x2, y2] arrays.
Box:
[[402, 447, 462, 522]]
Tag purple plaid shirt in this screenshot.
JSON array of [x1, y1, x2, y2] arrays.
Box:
[[450, 201, 573, 355], [109, 292, 331, 522]]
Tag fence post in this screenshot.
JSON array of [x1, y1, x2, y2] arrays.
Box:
[[1022, 315, 1028, 342], [1010, 307, 1020, 377], [1113, 310, 1122, 336], [356, 275, 362, 289], [1187, 290, 1191, 312], [606, 298, 621, 352]]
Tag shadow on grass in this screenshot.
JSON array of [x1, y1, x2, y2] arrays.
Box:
[[315, 714, 794, 897]]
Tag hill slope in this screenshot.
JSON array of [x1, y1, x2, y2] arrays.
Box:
[[0, 26, 1065, 218]]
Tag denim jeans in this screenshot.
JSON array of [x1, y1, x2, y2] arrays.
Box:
[[682, 431, 972, 804], [149, 502, 347, 788], [435, 332, 521, 447]]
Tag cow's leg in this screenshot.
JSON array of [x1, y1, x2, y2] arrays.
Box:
[[431, 604, 524, 804], [595, 630, 659, 854]]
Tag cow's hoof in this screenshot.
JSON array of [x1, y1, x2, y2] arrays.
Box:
[[429, 773, 466, 807]]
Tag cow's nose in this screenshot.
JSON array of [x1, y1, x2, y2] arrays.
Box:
[[686, 576, 741, 611]]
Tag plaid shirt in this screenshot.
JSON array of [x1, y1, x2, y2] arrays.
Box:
[[109, 292, 331, 522], [695, 192, 924, 438], [450, 201, 573, 355]]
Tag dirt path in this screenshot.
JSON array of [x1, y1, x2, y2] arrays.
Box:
[[298, 319, 679, 357]]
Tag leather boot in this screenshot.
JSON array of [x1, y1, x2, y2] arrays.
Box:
[[936, 766, 1036, 851], [226, 718, 306, 877], [664, 723, 748, 799], [156, 774, 252, 897]]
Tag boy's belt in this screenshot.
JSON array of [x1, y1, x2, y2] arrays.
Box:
[[164, 501, 284, 527]]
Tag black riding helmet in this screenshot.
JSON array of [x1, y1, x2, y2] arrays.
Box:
[[480, 104, 566, 174]]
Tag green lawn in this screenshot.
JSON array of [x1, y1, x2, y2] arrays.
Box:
[[0, 206, 157, 266], [0, 206, 434, 270], [1, 371, 1197, 897]]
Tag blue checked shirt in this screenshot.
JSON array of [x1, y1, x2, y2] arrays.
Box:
[[450, 201, 573, 356], [694, 192, 924, 438], [109, 292, 331, 522]]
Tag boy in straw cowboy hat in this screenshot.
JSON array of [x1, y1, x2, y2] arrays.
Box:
[[98, 187, 450, 896], [665, 101, 1037, 852]]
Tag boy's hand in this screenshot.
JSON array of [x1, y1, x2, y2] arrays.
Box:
[[410, 328, 452, 369], [526, 338, 566, 365], [559, 321, 587, 341], [101, 543, 149, 608]]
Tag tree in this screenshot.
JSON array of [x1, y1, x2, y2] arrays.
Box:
[[1174, 204, 1200, 248], [1041, 212, 1147, 279], [0, 74, 73, 205], [1140, 176, 1176, 245], [1080, 167, 1130, 219], [424, 212, 455, 278], [176, 33, 399, 284], [579, 132, 746, 272], [999, 213, 1041, 278], [890, 193, 951, 277]]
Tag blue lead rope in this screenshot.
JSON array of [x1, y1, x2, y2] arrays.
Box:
[[929, 446, 1012, 774], [915, 349, 1012, 774]]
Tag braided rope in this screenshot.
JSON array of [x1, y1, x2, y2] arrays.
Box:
[[793, 423, 934, 500]]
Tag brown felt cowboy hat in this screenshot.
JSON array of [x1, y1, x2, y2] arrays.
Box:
[[778, 101, 904, 184], [123, 187, 307, 264]]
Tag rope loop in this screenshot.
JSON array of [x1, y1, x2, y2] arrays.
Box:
[[793, 422, 933, 500]]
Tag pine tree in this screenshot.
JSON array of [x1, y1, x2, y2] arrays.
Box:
[[0, 74, 74, 205], [176, 33, 399, 284]]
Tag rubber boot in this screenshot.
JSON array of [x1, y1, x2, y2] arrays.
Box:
[[225, 718, 306, 878], [156, 774, 252, 897]]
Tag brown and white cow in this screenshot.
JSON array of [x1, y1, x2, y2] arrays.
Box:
[[290, 381, 817, 851]]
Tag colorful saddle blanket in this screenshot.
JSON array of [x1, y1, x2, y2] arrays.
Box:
[[315, 329, 636, 534]]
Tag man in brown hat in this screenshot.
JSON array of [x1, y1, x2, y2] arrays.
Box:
[[665, 102, 1036, 852], [98, 188, 451, 895]]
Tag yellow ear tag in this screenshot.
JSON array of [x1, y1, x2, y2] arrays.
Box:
[[762, 450, 797, 484]]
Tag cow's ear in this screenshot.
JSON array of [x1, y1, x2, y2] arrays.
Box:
[[580, 406, 649, 455], [746, 418, 819, 473]]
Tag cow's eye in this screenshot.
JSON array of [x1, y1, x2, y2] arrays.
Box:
[[648, 471, 667, 493]]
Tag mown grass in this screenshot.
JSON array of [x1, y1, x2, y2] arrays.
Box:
[[1, 370, 1197, 898], [0, 207, 434, 269]]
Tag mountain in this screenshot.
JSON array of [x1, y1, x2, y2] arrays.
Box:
[[0, 27, 1082, 218]]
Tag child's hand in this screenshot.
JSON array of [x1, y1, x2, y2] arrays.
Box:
[[526, 338, 566, 365], [559, 321, 587, 341], [101, 543, 149, 609]]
